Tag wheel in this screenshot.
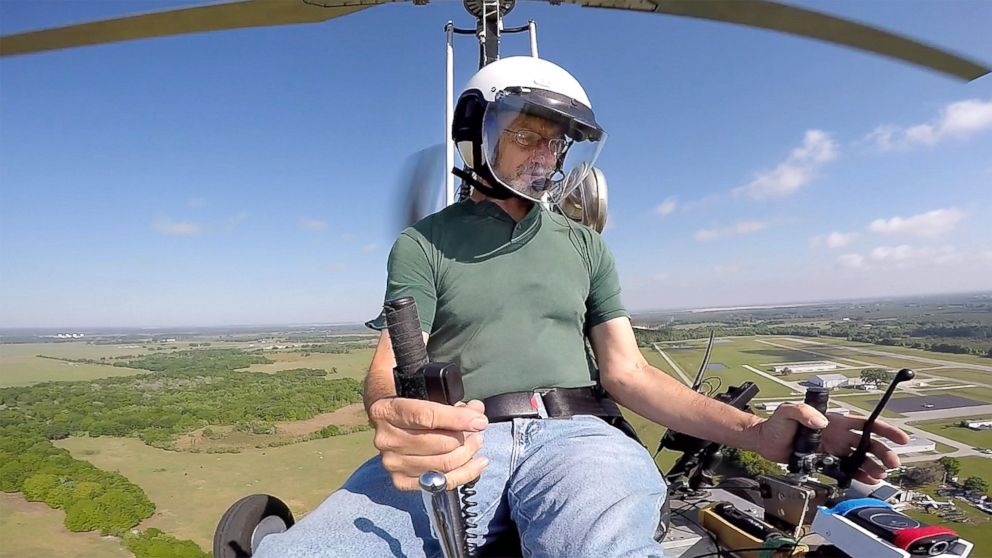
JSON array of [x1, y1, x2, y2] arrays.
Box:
[[213, 494, 295, 558]]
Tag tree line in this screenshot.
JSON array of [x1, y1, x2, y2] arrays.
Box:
[[634, 321, 992, 358], [1, 347, 364, 555]]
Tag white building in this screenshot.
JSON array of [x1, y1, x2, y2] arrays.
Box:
[[772, 361, 839, 374], [965, 420, 992, 430], [881, 436, 935, 455], [809, 374, 850, 389], [847, 479, 910, 510]]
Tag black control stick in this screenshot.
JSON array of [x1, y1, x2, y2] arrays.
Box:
[[384, 297, 469, 558], [787, 368, 915, 488], [835, 368, 915, 488], [788, 387, 829, 475]]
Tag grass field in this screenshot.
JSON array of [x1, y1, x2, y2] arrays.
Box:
[[655, 338, 800, 398], [909, 416, 992, 448], [923, 368, 992, 386], [244, 348, 375, 381], [808, 337, 992, 368], [0, 345, 147, 387], [0, 492, 133, 558], [57, 433, 380, 552]]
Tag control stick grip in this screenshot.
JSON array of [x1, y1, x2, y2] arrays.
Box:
[[384, 297, 430, 400], [788, 387, 829, 473]]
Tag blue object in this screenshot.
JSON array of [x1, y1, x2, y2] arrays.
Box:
[[825, 497, 892, 516]]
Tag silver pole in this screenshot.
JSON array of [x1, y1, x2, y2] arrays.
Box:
[[420, 471, 467, 558], [445, 22, 455, 207], [528, 20, 538, 58]]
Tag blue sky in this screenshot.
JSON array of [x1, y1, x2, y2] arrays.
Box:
[[1, 0, 990, 328]]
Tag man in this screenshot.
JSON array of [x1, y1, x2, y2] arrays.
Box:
[[255, 56, 908, 557]]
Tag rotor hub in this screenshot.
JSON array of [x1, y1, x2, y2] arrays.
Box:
[[463, 0, 514, 20]]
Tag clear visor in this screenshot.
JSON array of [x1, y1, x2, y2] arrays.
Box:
[[481, 91, 606, 204]]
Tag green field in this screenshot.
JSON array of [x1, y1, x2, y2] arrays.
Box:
[[0, 492, 133, 558], [923, 368, 992, 386], [655, 338, 801, 398], [0, 343, 147, 387], [245, 348, 375, 381], [910, 417, 992, 448], [765, 338, 929, 370], [808, 337, 992, 368], [56, 433, 379, 552]]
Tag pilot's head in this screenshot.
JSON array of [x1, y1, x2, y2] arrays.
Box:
[[452, 56, 607, 204]]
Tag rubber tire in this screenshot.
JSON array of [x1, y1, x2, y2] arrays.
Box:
[[213, 494, 295, 558]]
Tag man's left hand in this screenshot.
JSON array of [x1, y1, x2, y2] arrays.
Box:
[[751, 403, 911, 484]]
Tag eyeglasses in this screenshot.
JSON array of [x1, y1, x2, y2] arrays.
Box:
[[503, 129, 569, 156]]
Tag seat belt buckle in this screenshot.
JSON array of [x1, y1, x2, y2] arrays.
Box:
[[529, 389, 553, 419]]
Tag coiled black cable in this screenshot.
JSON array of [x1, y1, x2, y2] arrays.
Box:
[[459, 479, 480, 556]]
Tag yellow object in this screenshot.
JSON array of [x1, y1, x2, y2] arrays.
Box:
[[698, 503, 809, 558]]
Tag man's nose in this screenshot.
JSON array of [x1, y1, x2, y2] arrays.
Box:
[[530, 142, 555, 163]]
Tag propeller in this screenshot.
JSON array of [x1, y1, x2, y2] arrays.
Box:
[[566, 0, 989, 81], [393, 144, 448, 232], [0, 0, 391, 57], [1, 0, 988, 81]]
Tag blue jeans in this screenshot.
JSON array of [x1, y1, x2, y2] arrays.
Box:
[[254, 415, 667, 557]]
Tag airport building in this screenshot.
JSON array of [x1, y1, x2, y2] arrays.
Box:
[[772, 361, 839, 374], [881, 436, 935, 455], [809, 373, 850, 389], [965, 420, 992, 430]]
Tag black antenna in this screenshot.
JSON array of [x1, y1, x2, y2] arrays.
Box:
[[690, 330, 716, 392]]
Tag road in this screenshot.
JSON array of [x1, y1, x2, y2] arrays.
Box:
[[782, 337, 992, 373], [651, 343, 693, 385]]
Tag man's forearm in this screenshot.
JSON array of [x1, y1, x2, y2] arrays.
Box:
[[604, 361, 763, 451], [363, 366, 397, 415]]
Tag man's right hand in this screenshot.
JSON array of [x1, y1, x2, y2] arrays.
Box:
[[368, 398, 489, 491]]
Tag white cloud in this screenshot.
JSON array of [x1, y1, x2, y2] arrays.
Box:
[[695, 220, 770, 242], [328, 263, 349, 273], [812, 231, 859, 249], [225, 212, 248, 229], [733, 130, 837, 199], [363, 243, 378, 253], [837, 253, 865, 269], [655, 197, 678, 216], [153, 217, 201, 237], [300, 218, 328, 231], [868, 208, 967, 238], [839, 245, 975, 270], [865, 98, 992, 150]]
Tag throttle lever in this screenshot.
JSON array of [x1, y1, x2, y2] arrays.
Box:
[[788, 387, 830, 476], [833, 368, 915, 488]]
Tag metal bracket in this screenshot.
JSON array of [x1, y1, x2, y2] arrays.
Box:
[[758, 475, 832, 538]]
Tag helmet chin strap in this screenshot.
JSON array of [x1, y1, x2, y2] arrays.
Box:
[[451, 167, 515, 200]]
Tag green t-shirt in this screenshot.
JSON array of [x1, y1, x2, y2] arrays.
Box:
[[369, 199, 628, 401]]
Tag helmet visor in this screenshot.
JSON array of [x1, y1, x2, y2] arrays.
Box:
[[481, 89, 606, 204]]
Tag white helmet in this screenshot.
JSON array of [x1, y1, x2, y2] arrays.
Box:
[[451, 57, 607, 204]]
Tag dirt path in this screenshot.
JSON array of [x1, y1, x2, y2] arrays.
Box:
[[274, 403, 367, 436]]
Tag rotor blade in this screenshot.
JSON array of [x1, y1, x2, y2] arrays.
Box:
[[690, 329, 715, 391], [0, 0, 390, 57], [393, 144, 447, 234], [563, 0, 989, 81]]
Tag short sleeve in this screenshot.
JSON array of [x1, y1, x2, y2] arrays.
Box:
[[585, 237, 629, 327], [365, 230, 438, 333]]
